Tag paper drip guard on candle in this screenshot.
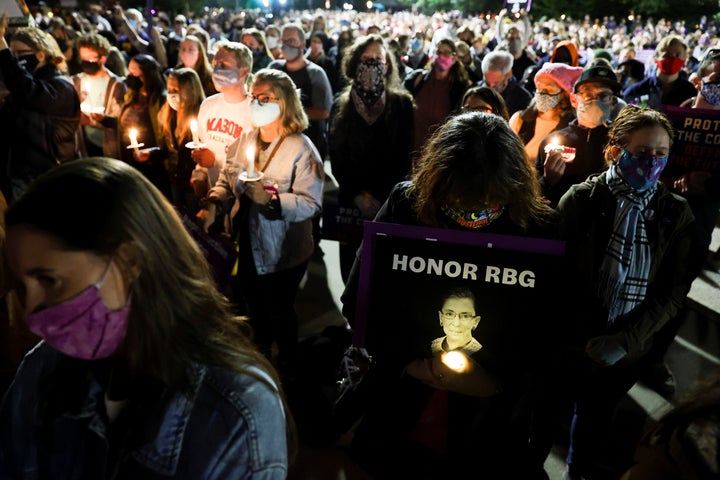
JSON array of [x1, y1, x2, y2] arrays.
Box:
[[239, 171, 264, 182], [543, 139, 576, 163], [184, 140, 206, 149], [126, 128, 144, 150]]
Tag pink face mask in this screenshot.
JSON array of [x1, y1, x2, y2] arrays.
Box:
[[25, 260, 130, 360], [435, 55, 456, 72]]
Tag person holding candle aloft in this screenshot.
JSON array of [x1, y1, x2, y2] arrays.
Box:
[[0, 15, 80, 203], [118, 53, 170, 199], [134, 68, 206, 214], [206, 68, 324, 379]]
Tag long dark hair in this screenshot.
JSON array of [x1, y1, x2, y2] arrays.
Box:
[[5, 158, 297, 458], [410, 112, 552, 230], [130, 53, 165, 105]]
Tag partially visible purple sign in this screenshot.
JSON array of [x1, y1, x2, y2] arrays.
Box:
[[663, 106, 720, 179]]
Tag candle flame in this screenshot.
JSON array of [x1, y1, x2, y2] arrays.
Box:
[[246, 144, 255, 162], [544, 137, 562, 154], [441, 351, 469, 372], [190, 118, 198, 133], [128, 128, 138, 146]]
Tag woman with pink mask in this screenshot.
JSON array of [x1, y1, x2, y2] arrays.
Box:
[[404, 37, 471, 168]]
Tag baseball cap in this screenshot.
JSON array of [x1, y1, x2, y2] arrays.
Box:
[[574, 64, 621, 94]]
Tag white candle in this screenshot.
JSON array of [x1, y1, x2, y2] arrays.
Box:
[[128, 128, 139, 147], [128, 128, 140, 153], [190, 118, 200, 145], [246, 143, 256, 177], [544, 137, 561, 154]]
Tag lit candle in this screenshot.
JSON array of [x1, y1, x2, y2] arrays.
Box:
[[128, 128, 140, 153], [190, 118, 200, 145], [441, 351, 469, 373], [544, 137, 561, 155], [246, 143, 256, 178]]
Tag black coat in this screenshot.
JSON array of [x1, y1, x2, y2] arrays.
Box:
[[0, 50, 80, 201]]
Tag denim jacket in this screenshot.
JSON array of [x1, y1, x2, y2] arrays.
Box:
[[0, 342, 288, 479]]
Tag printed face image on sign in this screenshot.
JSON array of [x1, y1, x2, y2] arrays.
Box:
[[353, 222, 566, 376], [431, 287, 482, 356]]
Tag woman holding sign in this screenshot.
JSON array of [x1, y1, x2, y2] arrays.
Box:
[[557, 105, 702, 480], [340, 112, 560, 479]]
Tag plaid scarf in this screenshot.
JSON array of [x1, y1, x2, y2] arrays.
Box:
[[597, 166, 656, 324]]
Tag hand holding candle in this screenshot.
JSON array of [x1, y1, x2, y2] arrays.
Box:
[[544, 137, 576, 162], [127, 128, 144, 154]]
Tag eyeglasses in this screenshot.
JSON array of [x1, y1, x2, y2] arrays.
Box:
[[436, 49, 456, 57], [576, 90, 614, 103], [250, 93, 279, 106], [440, 310, 476, 322], [462, 105, 494, 114]]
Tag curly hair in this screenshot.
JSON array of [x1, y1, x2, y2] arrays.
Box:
[[603, 105, 675, 166], [12, 27, 66, 71], [76, 32, 112, 58]]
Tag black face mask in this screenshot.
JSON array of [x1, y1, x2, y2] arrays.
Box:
[[18, 54, 40, 73], [125, 75, 143, 91], [80, 60, 102, 75]]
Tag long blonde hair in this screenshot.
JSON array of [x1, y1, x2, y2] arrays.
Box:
[[158, 68, 206, 142], [252, 69, 308, 136]]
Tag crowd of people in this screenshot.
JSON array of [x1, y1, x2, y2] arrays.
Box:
[[0, 3, 719, 478]]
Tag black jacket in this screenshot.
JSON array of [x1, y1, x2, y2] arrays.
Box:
[[0, 50, 80, 201]]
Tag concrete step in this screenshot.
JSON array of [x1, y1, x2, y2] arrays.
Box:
[[686, 225, 720, 321]]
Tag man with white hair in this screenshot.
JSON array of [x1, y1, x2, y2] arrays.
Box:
[[481, 50, 532, 116]]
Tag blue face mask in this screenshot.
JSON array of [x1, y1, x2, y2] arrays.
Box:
[[212, 66, 240, 89], [410, 38, 423, 53], [615, 149, 668, 191], [701, 81, 720, 106]]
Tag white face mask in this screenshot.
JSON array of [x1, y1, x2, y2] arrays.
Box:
[[577, 99, 612, 128], [250, 99, 281, 127], [167, 93, 180, 111], [266, 36, 279, 49]]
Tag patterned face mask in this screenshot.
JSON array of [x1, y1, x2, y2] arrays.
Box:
[[441, 204, 505, 229], [615, 149, 669, 191], [353, 58, 385, 106], [535, 92, 561, 112], [577, 99, 612, 128], [701, 81, 720, 106]]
